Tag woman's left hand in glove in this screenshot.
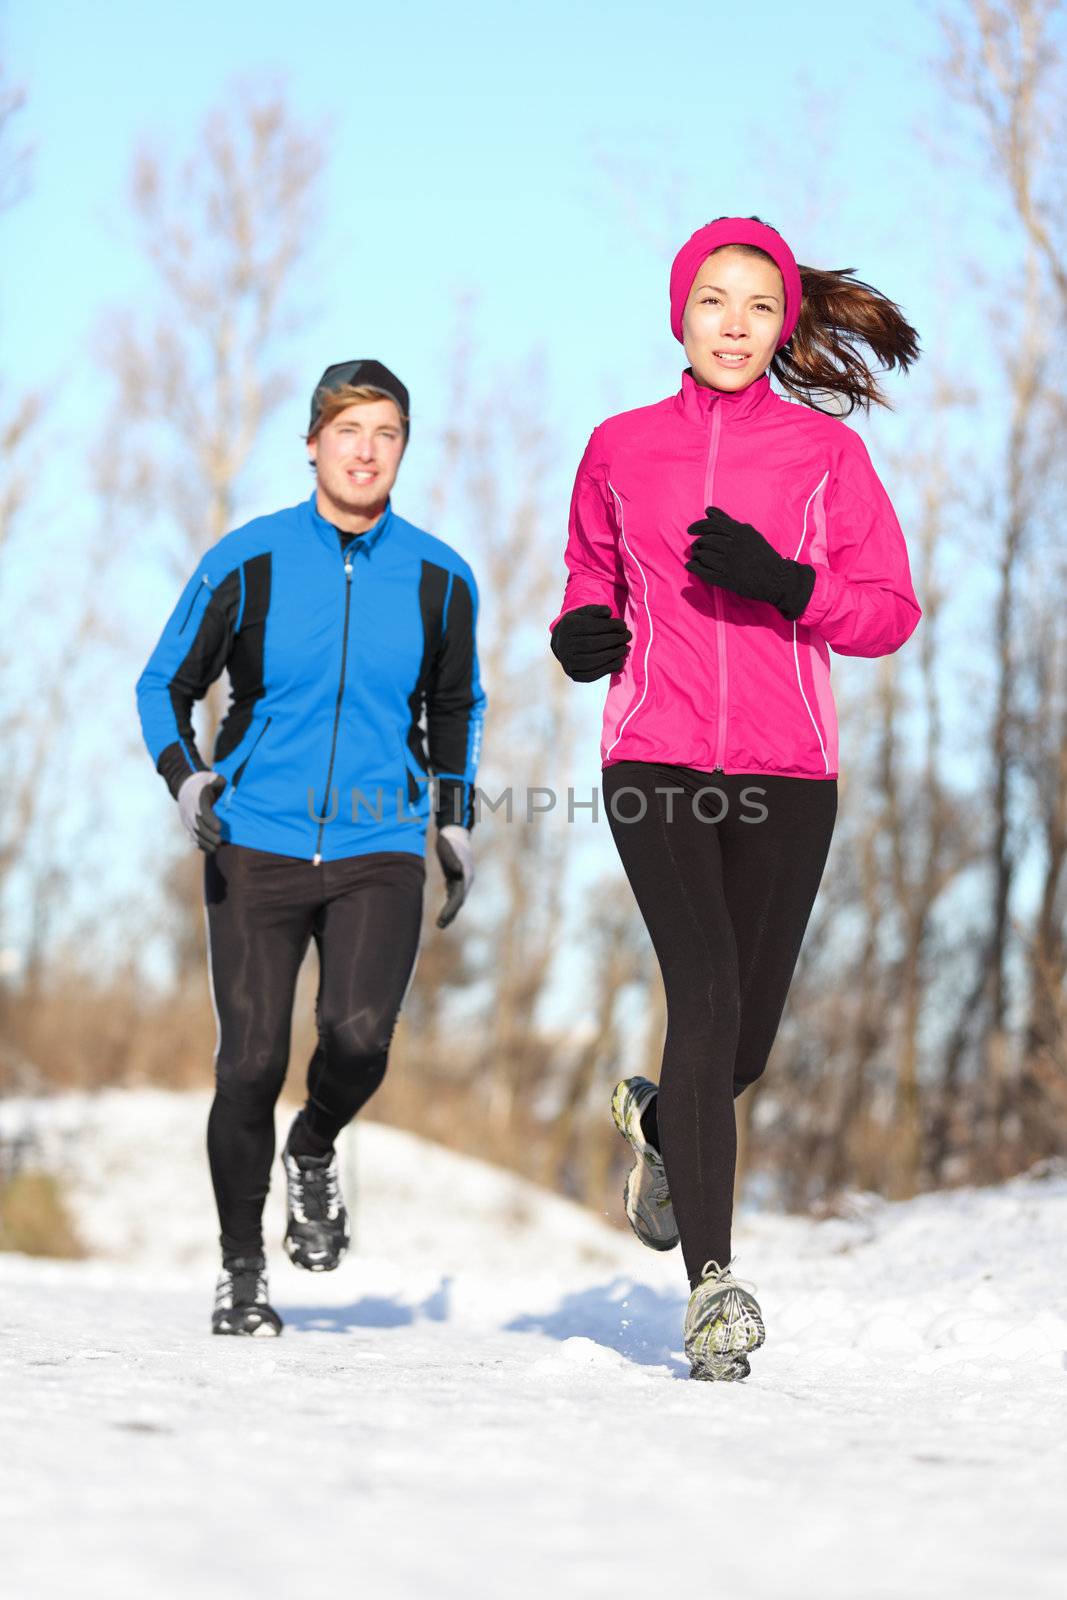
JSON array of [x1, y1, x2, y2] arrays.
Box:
[[685, 505, 815, 621], [435, 825, 474, 929]]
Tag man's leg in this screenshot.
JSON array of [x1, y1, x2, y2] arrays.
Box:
[[287, 850, 426, 1153], [204, 845, 317, 1258]]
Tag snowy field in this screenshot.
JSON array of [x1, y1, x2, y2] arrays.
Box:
[[1, 1089, 1066, 1600]]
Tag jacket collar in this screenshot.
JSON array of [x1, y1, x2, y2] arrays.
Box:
[[306, 489, 393, 556], [672, 366, 775, 427]]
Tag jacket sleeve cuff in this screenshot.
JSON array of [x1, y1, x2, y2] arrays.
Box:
[[790, 562, 833, 627], [157, 740, 206, 801], [435, 776, 474, 832], [777, 561, 817, 622], [549, 583, 626, 634]]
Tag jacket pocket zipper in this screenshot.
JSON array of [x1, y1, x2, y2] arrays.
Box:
[[223, 715, 273, 808], [179, 573, 214, 634], [398, 731, 430, 811]]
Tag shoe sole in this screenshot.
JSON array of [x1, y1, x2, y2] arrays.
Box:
[[212, 1315, 283, 1337], [611, 1081, 679, 1252], [689, 1353, 751, 1381], [621, 1169, 679, 1251], [685, 1296, 765, 1378], [283, 1234, 348, 1272]]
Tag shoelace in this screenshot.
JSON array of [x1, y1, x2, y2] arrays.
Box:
[[216, 1257, 267, 1309], [696, 1258, 758, 1298], [289, 1152, 341, 1223]]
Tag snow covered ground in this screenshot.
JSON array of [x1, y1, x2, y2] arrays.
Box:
[[1, 1089, 1065, 1600]]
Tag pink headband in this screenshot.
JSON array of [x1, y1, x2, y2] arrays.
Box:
[[669, 218, 802, 349]]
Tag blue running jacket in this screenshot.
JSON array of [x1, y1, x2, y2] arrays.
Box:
[[136, 491, 486, 861]]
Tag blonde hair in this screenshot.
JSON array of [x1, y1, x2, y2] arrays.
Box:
[[307, 384, 409, 442]]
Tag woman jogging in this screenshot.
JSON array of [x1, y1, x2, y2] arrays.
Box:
[[137, 359, 486, 1336], [549, 217, 921, 1380]]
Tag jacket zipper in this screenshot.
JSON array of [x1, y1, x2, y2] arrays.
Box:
[[702, 403, 728, 772], [179, 573, 214, 634], [312, 552, 354, 864]]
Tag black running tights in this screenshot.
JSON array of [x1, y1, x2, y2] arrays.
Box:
[[204, 844, 425, 1257], [603, 763, 837, 1287]]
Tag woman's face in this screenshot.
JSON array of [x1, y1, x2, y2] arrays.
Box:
[[682, 247, 786, 391]]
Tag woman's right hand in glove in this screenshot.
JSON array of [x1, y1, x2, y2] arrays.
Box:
[[550, 605, 632, 682]]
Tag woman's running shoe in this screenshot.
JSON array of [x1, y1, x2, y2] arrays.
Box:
[[211, 1253, 283, 1337], [610, 1076, 679, 1251], [683, 1259, 765, 1381], [280, 1138, 350, 1271]]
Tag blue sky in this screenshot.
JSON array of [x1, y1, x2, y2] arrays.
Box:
[[4, 0, 994, 476], [0, 0, 1017, 982]]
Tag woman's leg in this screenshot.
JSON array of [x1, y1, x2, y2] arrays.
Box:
[[716, 774, 837, 1095], [204, 845, 317, 1258], [603, 763, 836, 1286], [292, 851, 426, 1151], [604, 762, 742, 1287]]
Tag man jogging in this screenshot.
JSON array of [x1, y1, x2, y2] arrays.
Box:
[[137, 359, 486, 1337]]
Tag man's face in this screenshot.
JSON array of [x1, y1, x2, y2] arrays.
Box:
[[308, 398, 406, 518]]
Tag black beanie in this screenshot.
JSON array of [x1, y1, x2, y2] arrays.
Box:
[[308, 359, 410, 437]]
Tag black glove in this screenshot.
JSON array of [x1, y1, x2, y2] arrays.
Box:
[[177, 772, 226, 853], [685, 506, 816, 621], [550, 604, 632, 682]]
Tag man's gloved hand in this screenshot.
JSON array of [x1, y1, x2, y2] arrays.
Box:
[[436, 824, 473, 929], [177, 772, 227, 854], [685, 506, 816, 621], [550, 604, 632, 682]]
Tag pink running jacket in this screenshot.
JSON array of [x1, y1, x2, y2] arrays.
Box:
[[550, 370, 921, 779]]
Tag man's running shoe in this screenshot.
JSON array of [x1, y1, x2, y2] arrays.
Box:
[[281, 1137, 350, 1272], [211, 1253, 283, 1337], [610, 1076, 679, 1251], [684, 1259, 765, 1381]]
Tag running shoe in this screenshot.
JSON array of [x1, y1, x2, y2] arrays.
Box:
[[280, 1137, 350, 1272], [684, 1259, 765, 1381], [610, 1076, 679, 1251], [211, 1252, 283, 1337]]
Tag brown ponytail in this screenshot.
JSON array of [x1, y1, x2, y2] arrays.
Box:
[[709, 215, 921, 416]]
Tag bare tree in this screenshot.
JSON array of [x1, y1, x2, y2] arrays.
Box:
[[0, 60, 49, 993], [538, 877, 652, 1204], [0, 60, 30, 211], [102, 84, 322, 984], [428, 332, 577, 1105], [0, 58, 41, 566], [106, 87, 321, 572], [0, 64, 139, 1089], [940, 1, 1067, 309], [937, 0, 1067, 1177]]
